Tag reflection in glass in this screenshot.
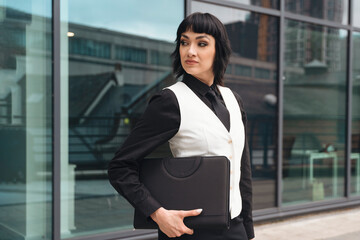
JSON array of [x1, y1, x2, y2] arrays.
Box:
[[0, 1, 53, 239], [285, 0, 348, 24], [192, 1, 279, 210], [282, 20, 347, 204], [60, 0, 183, 238], [354, 1, 360, 27], [351, 32, 360, 196], [226, 0, 279, 9]]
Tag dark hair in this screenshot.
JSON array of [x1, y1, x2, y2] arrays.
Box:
[[171, 12, 231, 86]]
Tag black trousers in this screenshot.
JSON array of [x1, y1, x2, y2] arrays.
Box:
[[158, 216, 248, 240]]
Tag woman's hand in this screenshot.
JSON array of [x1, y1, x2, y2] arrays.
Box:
[[150, 207, 202, 238]]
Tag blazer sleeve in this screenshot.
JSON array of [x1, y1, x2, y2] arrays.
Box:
[[107, 89, 180, 217], [232, 90, 255, 239]]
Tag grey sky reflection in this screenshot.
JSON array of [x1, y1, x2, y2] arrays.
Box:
[[68, 0, 183, 42], [4, 0, 183, 42]]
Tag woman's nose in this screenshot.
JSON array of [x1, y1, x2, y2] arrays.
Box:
[[187, 44, 196, 56]]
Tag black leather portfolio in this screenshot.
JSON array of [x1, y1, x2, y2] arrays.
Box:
[[133, 156, 230, 229]]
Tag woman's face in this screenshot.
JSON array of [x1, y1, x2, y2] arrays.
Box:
[[179, 30, 216, 85]]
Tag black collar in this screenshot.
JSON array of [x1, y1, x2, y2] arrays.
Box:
[[182, 73, 220, 96]]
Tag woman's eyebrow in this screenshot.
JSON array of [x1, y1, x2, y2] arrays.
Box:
[[196, 35, 210, 40], [180, 34, 210, 40]]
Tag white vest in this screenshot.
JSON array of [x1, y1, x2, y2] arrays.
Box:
[[166, 82, 245, 219]]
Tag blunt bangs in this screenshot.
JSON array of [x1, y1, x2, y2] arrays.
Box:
[[172, 12, 232, 86], [176, 13, 222, 41]]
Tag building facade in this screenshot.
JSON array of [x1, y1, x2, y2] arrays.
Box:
[[0, 0, 359, 239]]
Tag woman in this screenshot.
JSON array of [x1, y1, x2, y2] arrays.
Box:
[[108, 12, 254, 240]]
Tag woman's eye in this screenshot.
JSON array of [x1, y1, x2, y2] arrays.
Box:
[[199, 42, 208, 47], [180, 40, 188, 46]]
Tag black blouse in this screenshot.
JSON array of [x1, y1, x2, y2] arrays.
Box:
[[108, 73, 254, 239]]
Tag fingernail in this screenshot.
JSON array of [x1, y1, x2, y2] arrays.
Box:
[[196, 209, 203, 213]]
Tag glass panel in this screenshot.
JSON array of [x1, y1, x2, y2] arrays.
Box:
[[354, 0, 360, 27], [285, 0, 348, 25], [351, 32, 360, 196], [0, 0, 53, 239], [282, 20, 347, 204], [192, 1, 279, 210], [226, 0, 279, 9], [60, 0, 183, 238]]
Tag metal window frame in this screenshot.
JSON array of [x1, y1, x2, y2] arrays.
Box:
[[51, 1, 185, 240], [345, 0, 353, 199], [192, 0, 360, 218], [51, 0, 360, 239], [52, 0, 61, 239], [193, 0, 281, 16], [348, 1, 360, 200], [276, 0, 285, 210]]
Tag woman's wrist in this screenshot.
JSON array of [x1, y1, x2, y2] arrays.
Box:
[[150, 207, 165, 223]]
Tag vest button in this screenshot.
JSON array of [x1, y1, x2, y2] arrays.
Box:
[[230, 186, 233, 190], [228, 139, 232, 144], [229, 156, 233, 160], [230, 170, 233, 174]]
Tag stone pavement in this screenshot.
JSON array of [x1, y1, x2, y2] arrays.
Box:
[[254, 207, 360, 240]]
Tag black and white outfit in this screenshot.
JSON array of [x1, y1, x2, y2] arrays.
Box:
[[108, 73, 254, 239]]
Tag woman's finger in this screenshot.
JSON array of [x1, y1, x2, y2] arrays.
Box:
[[181, 208, 203, 217], [183, 226, 194, 235]]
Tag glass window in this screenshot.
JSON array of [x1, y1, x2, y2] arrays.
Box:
[[235, 64, 252, 77], [0, 0, 53, 239], [192, 1, 279, 210], [285, 0, 348, 25], [354, 0, 360, 27], [255, 68, 271, 79], [60, 0, 183, 238], [351, 32, 360, 196], [150, 50, 172, 66], [70, 38, 111, 59], [116, 46, 147, 63], [282, 20, 347, 204], [227, 0, 279, 9]]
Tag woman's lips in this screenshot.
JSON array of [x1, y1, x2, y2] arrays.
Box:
[[185, 60, 198, 65]]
